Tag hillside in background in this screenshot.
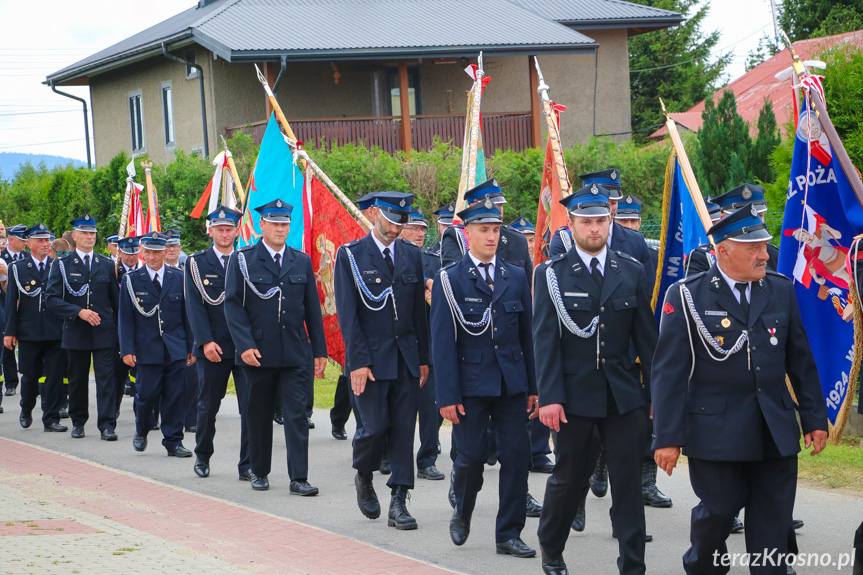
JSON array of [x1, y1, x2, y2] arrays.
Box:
[[0, 152, 85, 180]]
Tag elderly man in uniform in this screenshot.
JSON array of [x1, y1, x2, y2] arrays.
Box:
[[533, 183, 658, 575], [5, 224, 66, 432], [686, 185, 776, 277], [432, 199, 537, 558], [225, 199, 327, 494], [186, 206, 253, 481], [510, 217, 536, 255], [106, 235, 119, 261], [120, 232, 195, 457], [335, 191, 429, 530], [653, 204, 828, 575], [46, 214, 120, 441]]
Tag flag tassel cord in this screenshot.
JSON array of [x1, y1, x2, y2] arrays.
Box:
[[534, 57, 571, 198]]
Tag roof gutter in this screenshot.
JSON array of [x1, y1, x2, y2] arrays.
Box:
[[49, 82, 91, 169], [162, 42, 209, 158]]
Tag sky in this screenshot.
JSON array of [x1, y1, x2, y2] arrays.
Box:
[[0, 0, 781, 165]]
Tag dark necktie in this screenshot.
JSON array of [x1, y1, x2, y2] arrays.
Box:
[[38, 261, 44, 275], [735, 282, 749, 318], [153, 273, 162, 294], [273, 252, 281, 269], [383, 247, 394, 275], [479, 262, 494, 288], [221, 254, 229, 268], [590, 257, 603, 289], [83, 254, 90, 270]]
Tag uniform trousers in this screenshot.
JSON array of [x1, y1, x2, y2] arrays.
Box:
[[18, 340, 63, 426], [352, 357, 418, 489], [183, 364, 198, 428], [685, 456, 797, 575], [66, 348, 116, 432], [195, 358, 251, 473], [2, 342, 18, 391], [538, 407, 647, 575], [453, 392, 529, 543], [113, 348, 130, 413], [135, 357, 185, 449], [244, 365, 312, 480], [416, 364, 439, 470]]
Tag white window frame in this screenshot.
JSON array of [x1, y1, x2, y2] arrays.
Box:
[[161, 82, 175, 148], [128, 90, 145, 152]]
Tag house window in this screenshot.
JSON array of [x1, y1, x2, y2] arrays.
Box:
[[388, 69, 421, 116], [129, 93, 144, 152], [162, 84, 175, 146], [185, 51, 198, 79]]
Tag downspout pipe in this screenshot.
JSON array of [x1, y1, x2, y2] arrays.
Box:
[[162, 42, 209, 157], [49, 82, 91, 168], [273, 55, 288, 93]]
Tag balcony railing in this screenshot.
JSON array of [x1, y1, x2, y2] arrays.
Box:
[[225, 112, 533, 154]]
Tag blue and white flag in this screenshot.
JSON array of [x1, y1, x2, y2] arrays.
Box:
[[778, 99, 863, 435]]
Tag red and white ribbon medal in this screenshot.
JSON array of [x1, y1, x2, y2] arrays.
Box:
[[768, 328, 778, 346]]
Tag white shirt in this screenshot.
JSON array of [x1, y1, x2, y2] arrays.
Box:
[[76, 248, 94, 269], [469, 253, 497, 282], [7, 248, 21, 261], [146, 264, 165, 286], [575, 245, 607, 276], [211, 245, 233, 268], [717, 263, 751, 304], [122, 262, 137, 273], [261, 240, 286, 264], [371, 230, 396, 266], [31, 254, 47, 271], [607, 221, 615, 247]]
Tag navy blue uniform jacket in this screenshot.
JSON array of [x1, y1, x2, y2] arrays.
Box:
[[686, 242, 779, 276], [45, 252, 119, 350], [224, 241, 327, 368], [184, 248, 235, 359], [440, 224, 533, 284], [549, 222, 655, 283], [533, 249, 657, 417], [334, 234, 429, 380], [119, 266, 192, 365], [5, 255, 62, 341], [431, 254, 536, 407], [651, 267, 828, 460]]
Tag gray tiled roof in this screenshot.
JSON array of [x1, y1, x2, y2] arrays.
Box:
[[47, 0, 680, 84], [509, 0, 683, 24]]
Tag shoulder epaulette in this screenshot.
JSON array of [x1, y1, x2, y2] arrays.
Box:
[[191, 250, 207, 259], [615, 250, 639, 263], [238, 244, 255, 252], [673, 271, 706, 287], [442, 260, 459, 271], [765, 270, 791, 282], [343, 238, 363, 248]]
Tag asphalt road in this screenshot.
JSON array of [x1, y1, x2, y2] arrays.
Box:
[[0, 384, 860, 574]]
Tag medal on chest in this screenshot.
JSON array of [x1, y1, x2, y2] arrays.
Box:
[[768, 328, 778, 346]]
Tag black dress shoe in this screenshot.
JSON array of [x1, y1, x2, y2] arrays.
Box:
[[611, 528, 653, 542], [331, 425, 347, 440], [101, 429, 118, 441], [590, 448, 608, 498], [417, 465, 445, 480], [71, 427, 85, 439], [731, 516, 744, 533], [642, 461, 673, 508], [168, 445, 192, 458], [273, 412, 284, 425], [151, 423, 160, 431], [541, 553, 568, 575], [571, 496, 586, 532], [307, 417, 315, 429], [59, 407, 68, 419], [496, 537, 536, 558], [19, 412, 32, 429], [194, 458, 210, 478], [355, 472, 381, 519], [436, 440, 441, 454], [133, 434, 147, 451], [290, 480, 319, 496], [448, 471, 457, 509], [44, 423, 68, 433], [450, 510, 470, 545], [487, 452, 498, 466], [184, 425, 197, 433], [251, 474, 269, 491], [787, 566, 797, 575], [526, 493, 543, 518], [238, 469, 253, 481], [379, 457, 391, 475], [532, 462, 555, 474], [791, 518, 804, 530], [5, 388, 15, 396], [124, 383, 134, 396], [0, 405, 4, 414], [388, 486, 417, 530]]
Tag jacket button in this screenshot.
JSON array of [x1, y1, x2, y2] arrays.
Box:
[[756, 367, 761, 372], [758, 387, 763, 393], [601, 358, 606, 364], [700, 407, 705, 411], [751, 346, 756, 352], [494, 327, 498, 332], [600, 341, 605, 347], [600, 306, 605, 312], [494, 345, 498, 350], [600, 324, 605, 329]]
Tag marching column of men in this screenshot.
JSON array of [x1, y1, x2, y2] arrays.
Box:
[[1, 171, 838, 575]]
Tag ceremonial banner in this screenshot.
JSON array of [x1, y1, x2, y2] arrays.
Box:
[[534, 137, 569, 265], [453, 57, 490, 222], [304, 168, 365, 365], [238, 114, 305, 249], [653, 150, 708, 322], [778, 98, 863, 438], [190, 151, 239, 219]]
